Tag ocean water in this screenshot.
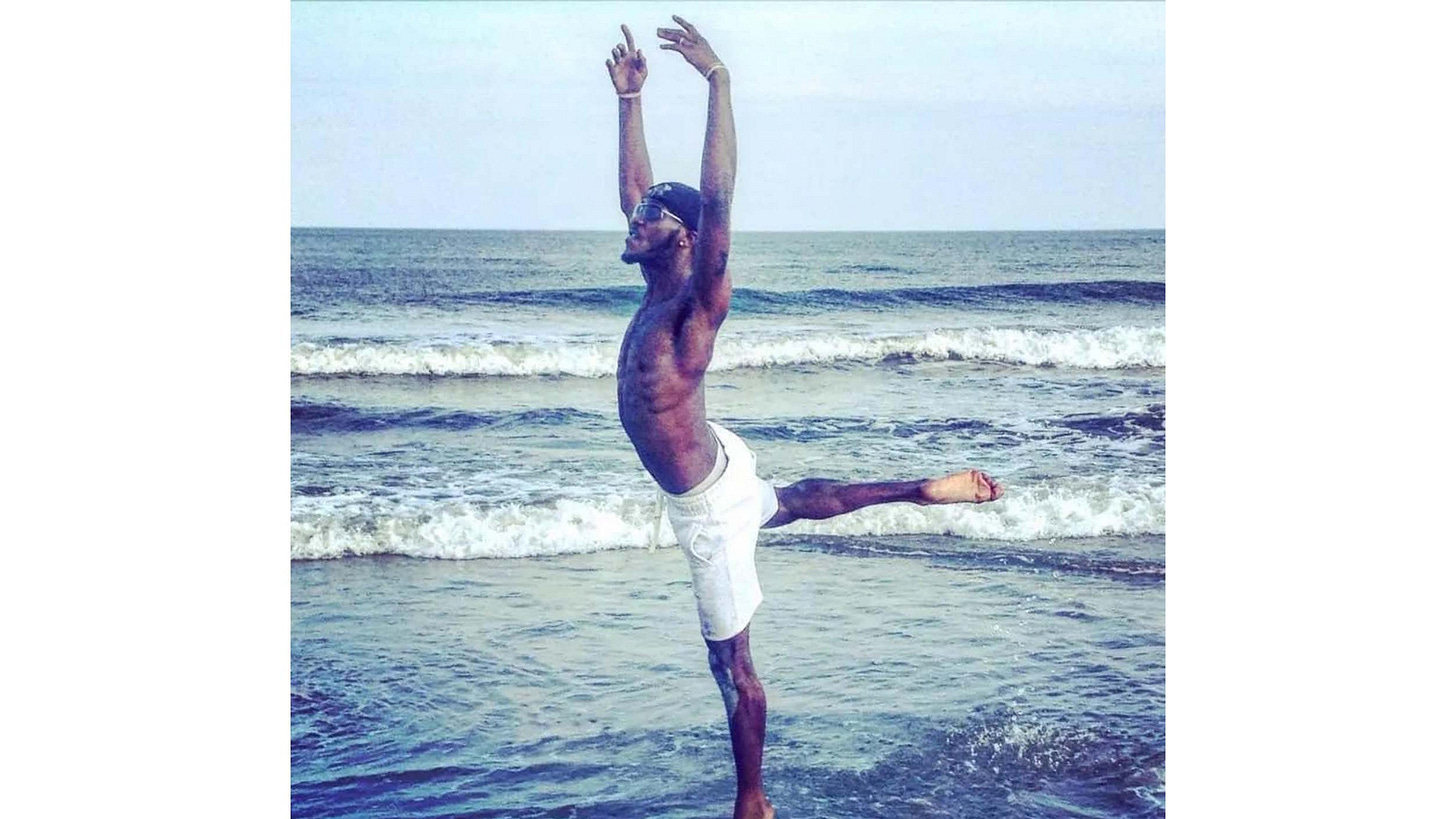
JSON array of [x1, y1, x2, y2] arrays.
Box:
[[291, 229, 1166, 818]]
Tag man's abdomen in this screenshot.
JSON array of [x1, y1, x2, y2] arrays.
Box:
[[618, 376, 719, 494]]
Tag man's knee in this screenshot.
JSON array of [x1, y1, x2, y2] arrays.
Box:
[[706, 636, 765, 707], [763, 485, 797, 529], [771, 478, 850, 523], [733, 666, 765, 707], [711, 659, 764, 711]]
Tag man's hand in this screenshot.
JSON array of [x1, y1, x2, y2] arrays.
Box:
[[606, 24, 648, 95], [656, 15, 724, 78]]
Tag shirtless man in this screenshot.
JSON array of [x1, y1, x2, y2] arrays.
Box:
[[608, 17, 1003, 819]]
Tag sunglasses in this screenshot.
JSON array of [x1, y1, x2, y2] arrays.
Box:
[[630, 201, 686, 226]]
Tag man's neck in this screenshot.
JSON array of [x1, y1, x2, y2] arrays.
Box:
[[640, 263, 689, 304]]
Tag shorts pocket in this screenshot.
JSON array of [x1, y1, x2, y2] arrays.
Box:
[[683, 523, 722, 564]]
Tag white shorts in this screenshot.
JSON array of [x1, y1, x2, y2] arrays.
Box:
[[661, 421, 780, 642]]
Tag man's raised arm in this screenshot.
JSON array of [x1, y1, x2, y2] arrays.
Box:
[[607, 25, 653, 217], [658, 16, 736, 321]]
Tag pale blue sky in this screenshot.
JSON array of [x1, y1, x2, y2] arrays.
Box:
[[291, 1, 1164, 230]]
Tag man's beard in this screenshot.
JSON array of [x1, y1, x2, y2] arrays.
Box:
[[620, 233, 675, 264]]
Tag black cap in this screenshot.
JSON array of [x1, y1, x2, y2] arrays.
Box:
[[643, 182, 702, 231]]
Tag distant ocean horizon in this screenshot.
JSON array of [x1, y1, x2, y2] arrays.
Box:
[[290, 226, 1167, 233], [292, 227, 1165, 817]]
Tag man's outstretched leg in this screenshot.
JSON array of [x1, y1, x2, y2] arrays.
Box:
[[706, 625, 774, 819], [764, 468, 1001, 528]]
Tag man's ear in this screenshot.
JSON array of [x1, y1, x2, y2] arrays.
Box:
[[679, 229, 696, 248]]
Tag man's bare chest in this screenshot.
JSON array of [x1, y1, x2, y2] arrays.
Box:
[[617, 306, 698, 409], [620, 303, 674, 370]]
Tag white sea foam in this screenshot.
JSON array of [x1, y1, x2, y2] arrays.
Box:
[[291, 495, 663, 560], [713, 326, 1164, 371], [950, 712, 1103, 773], [289, 340, 619, 377], [290, 326, 1164, 376], [290, 478, 1164, 560]]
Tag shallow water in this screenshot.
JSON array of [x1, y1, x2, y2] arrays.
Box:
[[293, 535, 1164, 818]]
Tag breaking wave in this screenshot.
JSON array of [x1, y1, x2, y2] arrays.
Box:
[[290, 326, 1164, 377], [290, 477, 1164, 560]]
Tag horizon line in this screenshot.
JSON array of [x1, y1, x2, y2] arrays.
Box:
[[290, 226, 1166, 233]]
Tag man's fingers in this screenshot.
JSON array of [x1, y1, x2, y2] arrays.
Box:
[[621, 24, 636, 52], [656, 27, 686, 42], [635, 49, 646, 67], [672, 15, 700, 38], [659, 43, 682, 52]]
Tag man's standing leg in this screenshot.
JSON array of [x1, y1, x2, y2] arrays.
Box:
[[706, 625, 774, 819]]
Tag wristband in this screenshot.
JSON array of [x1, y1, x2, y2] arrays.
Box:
[[703, 63, 726, 81], [617, 91, 641, 99]]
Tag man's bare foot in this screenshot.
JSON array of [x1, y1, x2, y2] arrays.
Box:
[[734, 792, 774, 819], [920, 469, 1002, 504]]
